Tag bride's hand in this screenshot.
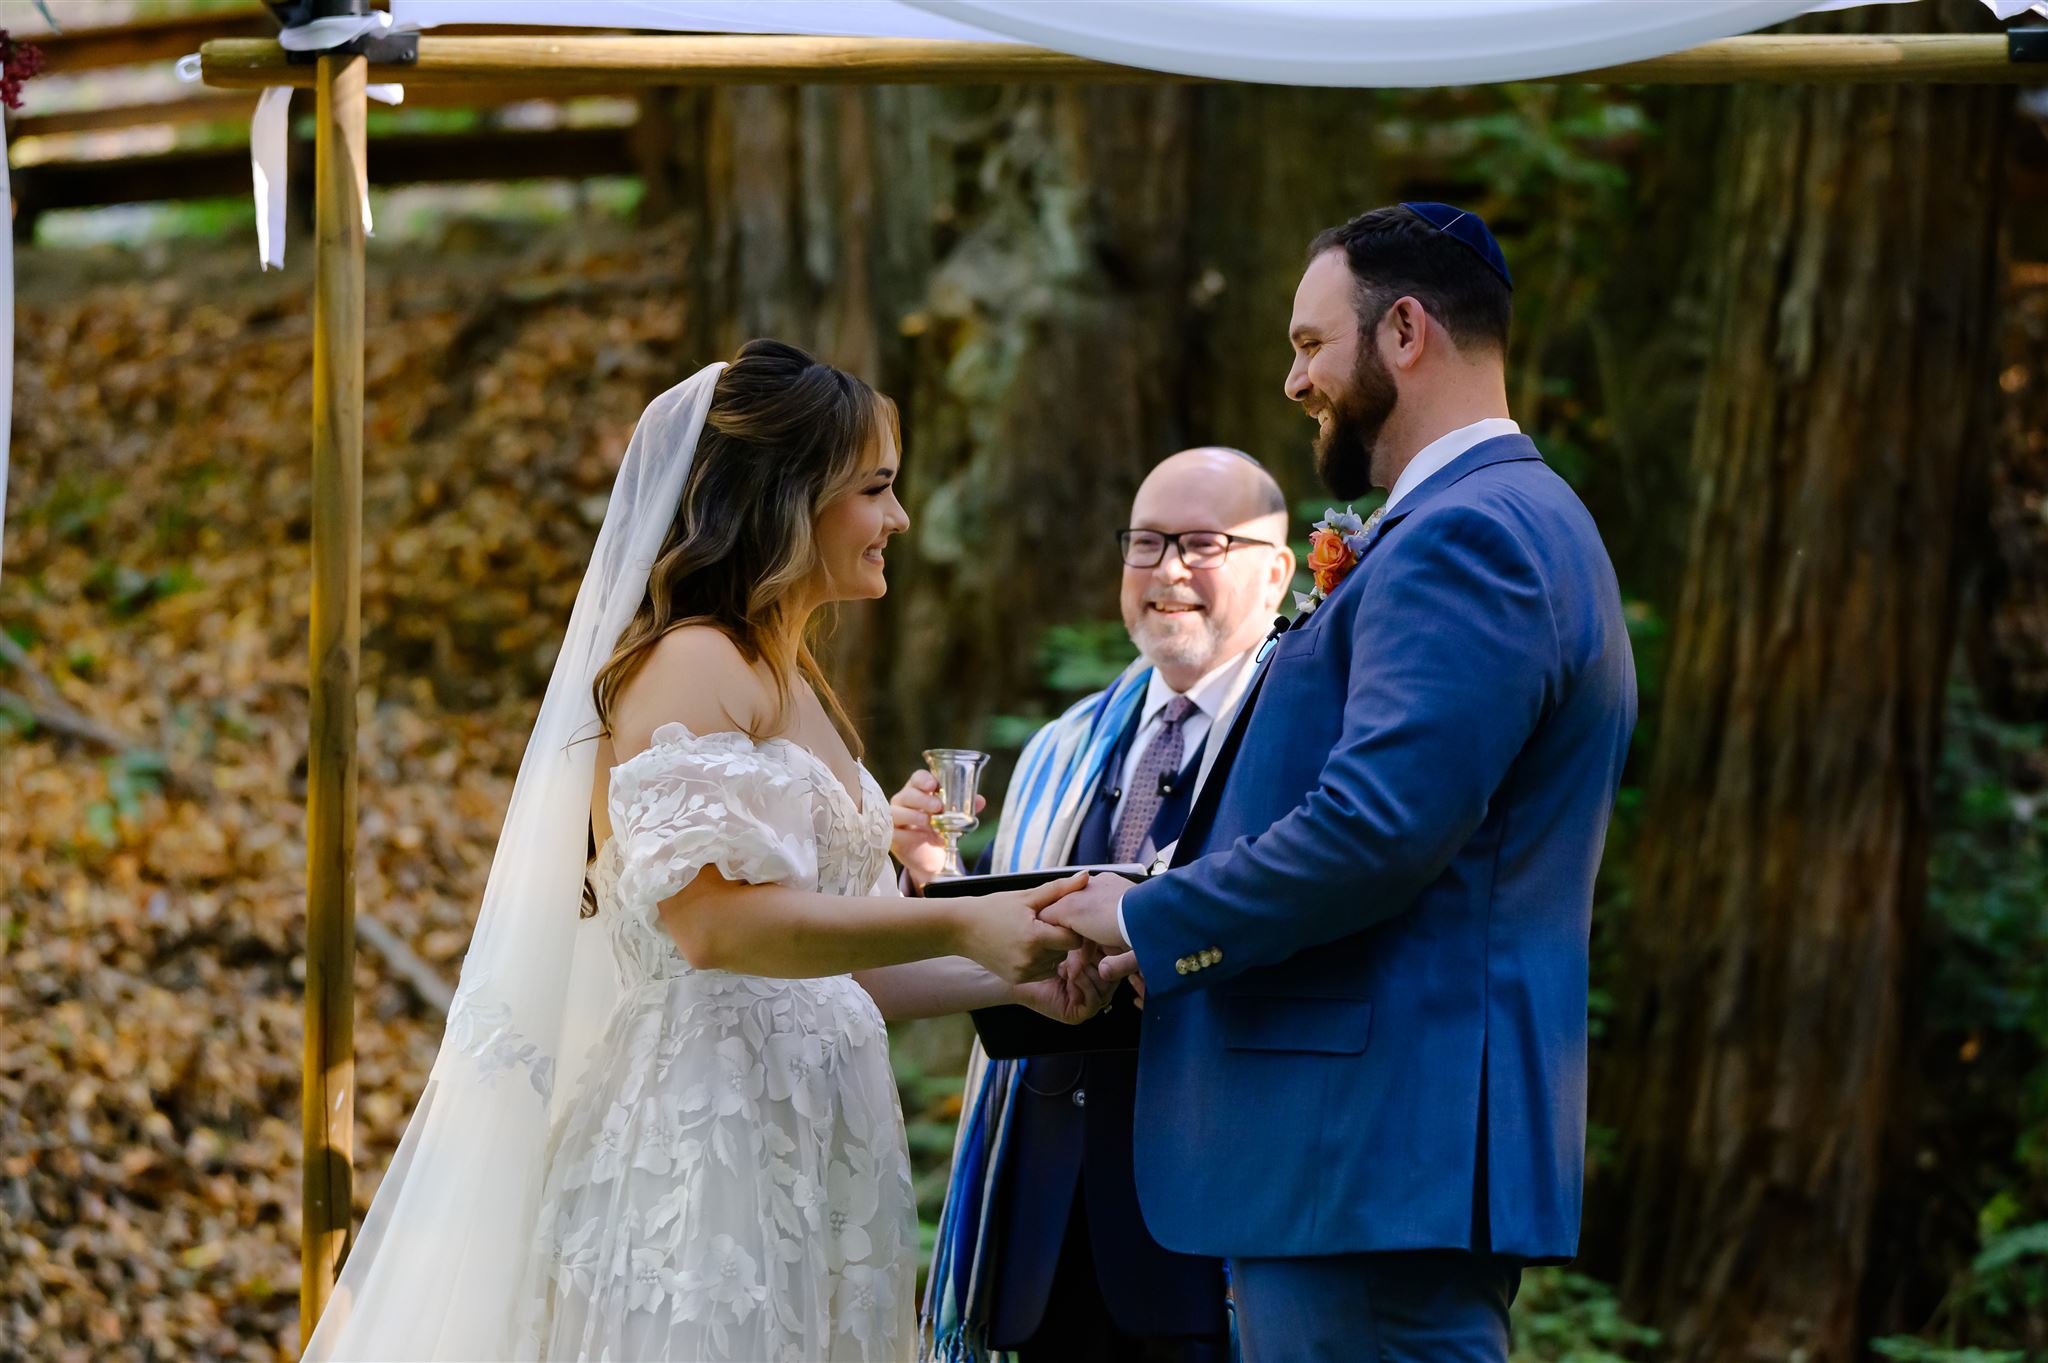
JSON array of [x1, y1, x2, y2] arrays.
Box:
[[951, 871, 1087, 984], [1013, 942, 1113, 1024]]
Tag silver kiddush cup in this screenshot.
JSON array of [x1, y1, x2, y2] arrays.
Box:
[[922, 748, 989, 879]]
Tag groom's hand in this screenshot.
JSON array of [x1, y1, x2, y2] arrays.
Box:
[[1037, 871, 1133, 953], [1013, 943, 1112, 1024], [1097, 950, 1145, 1008]]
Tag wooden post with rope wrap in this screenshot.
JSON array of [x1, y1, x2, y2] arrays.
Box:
[[302, 49, 366, 1349]]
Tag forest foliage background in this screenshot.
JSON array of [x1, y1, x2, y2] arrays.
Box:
[[4, 5, 2048, 1360]]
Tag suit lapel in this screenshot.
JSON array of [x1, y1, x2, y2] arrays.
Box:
[[1169, 686, 1257, 866], [1166, 435, 1546, 868], [1170, 635, 1289, 866]]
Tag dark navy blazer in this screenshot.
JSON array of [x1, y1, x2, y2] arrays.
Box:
[[1120, 435, 1637, 1263], [989, 706, 1227, 1345]]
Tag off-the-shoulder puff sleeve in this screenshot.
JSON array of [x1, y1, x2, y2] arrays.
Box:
[[607, 723, 821, 905]]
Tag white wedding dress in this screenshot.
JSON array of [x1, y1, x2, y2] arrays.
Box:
[[511, 722, 917, 1362]]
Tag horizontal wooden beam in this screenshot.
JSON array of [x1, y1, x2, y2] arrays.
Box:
[[199, 34, 1163, 90], [28, 12, 650, 79], [12, 93, 260, 140], [36, 7, 276, 75], [8, 84, 618, 144], [197, 32, 2042, 92], [6, 117, 1535, 219], [1576, 31, 2038, 84], [14, 141, 272, 212], [12, 125, 637, 215]]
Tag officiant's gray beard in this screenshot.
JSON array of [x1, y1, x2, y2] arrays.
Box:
[[1315, 342, 1399, 501], [1129, 592, 1225, 673]]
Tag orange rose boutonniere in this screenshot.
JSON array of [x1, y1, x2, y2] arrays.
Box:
[[1294, 506, 1379, 615], [1307, 527, 1353, 594]]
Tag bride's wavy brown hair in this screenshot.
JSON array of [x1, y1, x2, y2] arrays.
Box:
[[581, 339, 893, 914]]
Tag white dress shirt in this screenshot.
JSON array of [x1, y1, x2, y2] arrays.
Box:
[[1109, 643, 1262, 944], [1384, 417, 1521, 512], [1109, 647, 1263, 840]]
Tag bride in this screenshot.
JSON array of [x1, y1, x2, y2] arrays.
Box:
[[305, 340, 1106, 1362]]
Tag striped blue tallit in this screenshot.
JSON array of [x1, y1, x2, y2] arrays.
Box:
[[918, 660, 1151, 1363]]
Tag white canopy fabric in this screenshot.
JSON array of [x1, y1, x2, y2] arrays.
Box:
[[230, 0, 2040, 270], [397, 0, 1819, 86], [397, 0, 1010, 43], [918, 0, 2045, 83], [907, 0, 1816, 86]]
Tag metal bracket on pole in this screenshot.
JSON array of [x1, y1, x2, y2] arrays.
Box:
[[2010, 27, 2047, 66], [280, 31, 418, 68], [268, 0, 419, 68]]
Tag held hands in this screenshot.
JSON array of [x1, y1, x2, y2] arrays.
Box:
[[944, 865, 1146, 1011], [889, 769, 986, 890], [971, 874, 1118, 1021], [1035, 871, 1134, 952], [1037, 871, 1144, 1007], [1013, 942, 1115, 1024], [954, 870, 1090, 984]]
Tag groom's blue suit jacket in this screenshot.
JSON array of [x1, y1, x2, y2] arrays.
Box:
[[1120, 434, 1636, 1264]]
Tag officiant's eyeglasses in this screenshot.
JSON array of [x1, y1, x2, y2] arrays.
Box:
[[1118, 529, 1277, 570]]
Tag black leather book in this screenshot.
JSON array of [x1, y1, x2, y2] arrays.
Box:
[[924, 864, 1147, 1058]]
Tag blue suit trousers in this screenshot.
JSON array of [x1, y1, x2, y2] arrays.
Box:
[[1230, 1251, 1521, 1363]]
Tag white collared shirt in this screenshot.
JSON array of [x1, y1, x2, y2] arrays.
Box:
[[1110, 646, 1263, 840], [1384, 417, 1521, 512], [1108, 644, 1262, 946]]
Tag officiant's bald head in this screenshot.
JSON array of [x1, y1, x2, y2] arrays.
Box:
[[1121, 447, 1295, 691], [1144, 447, 1288, 523]]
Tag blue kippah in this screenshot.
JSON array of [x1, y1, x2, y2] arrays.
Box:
[[1401, 201, 1512, 291]]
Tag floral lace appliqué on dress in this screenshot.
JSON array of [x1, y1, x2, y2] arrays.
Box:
[[515, 723, 916, 1362]]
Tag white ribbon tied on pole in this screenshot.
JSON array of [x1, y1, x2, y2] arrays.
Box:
[[249, 11, 402, 269], [251, 87, 294, 270]]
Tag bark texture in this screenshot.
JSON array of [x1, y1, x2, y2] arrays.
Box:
[[1601, 6, 2011, 1360]]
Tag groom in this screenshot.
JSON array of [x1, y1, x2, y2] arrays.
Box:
[[1044, 204, 1638, 1361]]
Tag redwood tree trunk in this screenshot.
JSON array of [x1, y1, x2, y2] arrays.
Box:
[[1602, 6, 2009, 1360]]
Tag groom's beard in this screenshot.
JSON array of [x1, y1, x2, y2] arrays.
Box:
[[1314, 345, 1399, 501]]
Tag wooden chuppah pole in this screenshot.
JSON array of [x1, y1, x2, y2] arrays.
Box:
[[198, 31, 2043, 91], [301, 50, 366, 1349]]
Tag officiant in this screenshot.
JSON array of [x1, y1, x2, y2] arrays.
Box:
[[895, 447, 1295, 1363]]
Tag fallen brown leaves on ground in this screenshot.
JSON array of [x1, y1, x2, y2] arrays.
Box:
[[2, 223, 695, 1361]]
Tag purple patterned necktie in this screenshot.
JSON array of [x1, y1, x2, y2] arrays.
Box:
[[1113, 695, 1196, 863]]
